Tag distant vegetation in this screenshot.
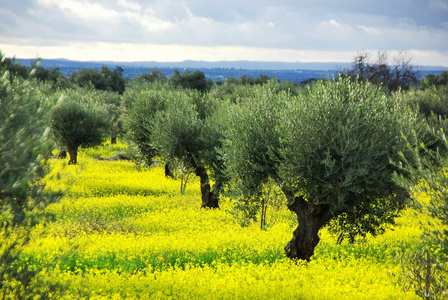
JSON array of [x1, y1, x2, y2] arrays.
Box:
[[1, 50, 448, 298]]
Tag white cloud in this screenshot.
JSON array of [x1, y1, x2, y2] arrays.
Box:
[[3, 40, 446, 67], [117, 0, 141, 11], [0, 41, 355, 63], [37, 0, 119, 21], [127, 12, 174, 33], [356, 25, 382, 36], [320, 19, 345, 30]]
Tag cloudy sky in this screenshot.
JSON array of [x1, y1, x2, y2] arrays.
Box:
[[1, 0, 448, 66]]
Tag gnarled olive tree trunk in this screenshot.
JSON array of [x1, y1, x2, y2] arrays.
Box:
[[66, 144, 78, 165], [164, 162, 175, 179], [194, 166, 219, 209], [283, 194, 333, 261]]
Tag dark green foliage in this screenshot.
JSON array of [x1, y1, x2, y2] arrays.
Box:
[[238, 74, 271, 85], [0, 53, 29, 80], [132, 69, 167, 85], [422, 71, 448, 87], [1, 53, 70, 90], [69, 66, 126, 94], [168, 69, 212, 92], [32, 64, 72, 90], [49, 89, 110, 164]]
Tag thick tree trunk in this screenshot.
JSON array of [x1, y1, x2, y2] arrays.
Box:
[[164, 162, 175, 179], [194, 166, 219, 209], [284, 195, 332, 261], [210, 180, 221, 208], [66, 145, 78, 165]]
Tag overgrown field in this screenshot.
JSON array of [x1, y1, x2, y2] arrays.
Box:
[[2, 142, 431, 299]]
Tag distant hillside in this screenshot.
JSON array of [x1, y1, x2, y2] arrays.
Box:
[[16, 58, 448, 83], [18, 58, 349, 70]]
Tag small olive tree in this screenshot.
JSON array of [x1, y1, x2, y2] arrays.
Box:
[[49, 88, 110, 164], [223, 77, 428, 261]]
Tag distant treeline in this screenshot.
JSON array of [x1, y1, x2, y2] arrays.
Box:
[[3, 52, 448, 95], [15, 57, 447, 83]]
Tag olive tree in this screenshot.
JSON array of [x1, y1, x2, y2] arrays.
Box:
[[223, 77, 428, 261], [168, 69, 212, 92], [49, 89, 110, 164], [346, 49, 419, 91], [150, 90, 225, 208], [123, 88, 167, 166], [69, 66, 126, 94], [392, 129, 448, 298], [99, 91, 124, 144], [0, 58, 69, 297], [0, 65, 54, 216]]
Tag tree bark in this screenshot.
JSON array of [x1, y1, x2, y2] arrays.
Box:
[[164, 162, 175, 179], [194, 166, 219, 209], [66, 144, 78, 165], [283, 194, 332, 261]]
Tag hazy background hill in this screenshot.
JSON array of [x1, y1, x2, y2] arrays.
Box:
[[16, 58, 448, 83]]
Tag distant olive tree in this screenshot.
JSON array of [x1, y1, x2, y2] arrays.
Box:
[[124, 86, 225, 208], [49, 89, 110, 164], [0, 52, 29, 80], [150, 90, 225, 208], [32, 65, 72, 90], [132, 69, 167, 85], [346, 49, 420, 91], [69, 66, 126, 94], [168, 69, 212, 92], [123, 88, 167, 166], [422, 71, 448, 87], [98, 91, 124, 143]]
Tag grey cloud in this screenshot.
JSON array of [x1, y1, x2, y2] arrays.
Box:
[[0, 0, 447, 53]]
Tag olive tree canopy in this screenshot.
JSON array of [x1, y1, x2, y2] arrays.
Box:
[[223, 77, 428, 260], [49, 89, 110, 165]]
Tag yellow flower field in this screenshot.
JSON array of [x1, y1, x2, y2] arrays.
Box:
[[2, 142, 433, 299]]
